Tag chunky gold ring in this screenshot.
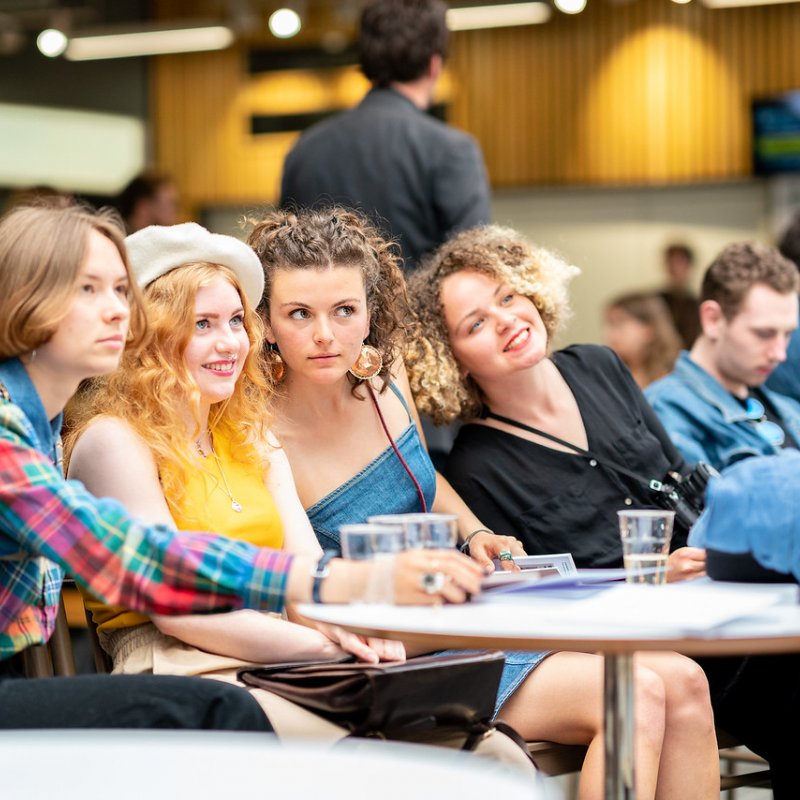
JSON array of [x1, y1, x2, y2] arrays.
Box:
[[498, 550, 514, 561]]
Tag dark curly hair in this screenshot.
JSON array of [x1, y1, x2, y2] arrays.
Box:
[[246, 206, 410, 396], [359, 0, 448, 86], [701, 241, 799, 320]]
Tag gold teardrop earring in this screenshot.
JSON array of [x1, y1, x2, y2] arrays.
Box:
[[267, 342, 285, 382], [348, 343, 383, 380]]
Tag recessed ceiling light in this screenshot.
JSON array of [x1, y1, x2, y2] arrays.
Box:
[[269, 9, 302, 38], [37, 28, 68, 58], [554, 0, 588, 14]]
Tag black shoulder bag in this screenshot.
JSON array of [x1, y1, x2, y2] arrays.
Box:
[[481, 408, 716, 532], [239, 651, 501, 742], [238, 651, 535, 763]]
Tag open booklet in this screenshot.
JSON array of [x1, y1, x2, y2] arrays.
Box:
[[480, 565, 637, 595], [482, 552, 578, 590]]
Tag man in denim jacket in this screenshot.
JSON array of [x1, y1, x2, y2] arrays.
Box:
[[646, 244, 800, 798], [646, 241, 800, 471]]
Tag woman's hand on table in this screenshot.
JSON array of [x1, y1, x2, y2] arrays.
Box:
[[394, 549, 484, 604], [315, 551, 483, 605], [667, 547, 707, 582], [467, 531, 527, 572]]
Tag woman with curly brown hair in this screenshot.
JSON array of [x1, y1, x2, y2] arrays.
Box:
[[248, 207, 522, 564], [248, 207, 717, 799], [405, 224, 720, 800]]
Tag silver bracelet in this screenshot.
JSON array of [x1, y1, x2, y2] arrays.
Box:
[[459, 527, 494, 554]]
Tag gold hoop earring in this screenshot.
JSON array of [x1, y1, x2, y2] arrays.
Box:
[[348, 343, 383, 380], [267, 343, 285, 382]]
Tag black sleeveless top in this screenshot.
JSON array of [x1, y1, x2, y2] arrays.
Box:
[[444, 345, 687, 568]]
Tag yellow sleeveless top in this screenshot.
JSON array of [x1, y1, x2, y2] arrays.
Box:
[[86, 427, 283, 632]]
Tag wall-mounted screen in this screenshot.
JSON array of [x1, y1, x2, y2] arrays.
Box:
[[753, 92, 800, 176]]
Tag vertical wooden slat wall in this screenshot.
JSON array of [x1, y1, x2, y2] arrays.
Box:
[[152, 0, 800, 216], [450, 0, 800, 186]]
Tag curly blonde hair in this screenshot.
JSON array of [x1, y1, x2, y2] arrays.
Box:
[[68, 263, 272, 515], [246, 206, 410, 395], [406, 225, 579, 424]]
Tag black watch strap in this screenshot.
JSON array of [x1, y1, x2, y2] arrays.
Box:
[[311, 550, 338, 604]]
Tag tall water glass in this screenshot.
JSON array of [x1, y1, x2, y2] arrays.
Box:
[[617, 509, 675, 585], [368, 513, 458, 550], [339, 522, 406, 561]]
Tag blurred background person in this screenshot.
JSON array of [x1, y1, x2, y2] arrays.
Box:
[[279, 0, 490, 273], [766, 211, 800, 402], [604, 291, 682, 388], [115, 170, 180, 234], [658, 242, 701, 349]]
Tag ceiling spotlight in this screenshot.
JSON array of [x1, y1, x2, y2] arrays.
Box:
[[269, 9, 301, 38], [37, 28, 68, 58], [554, 0, 587, 12]]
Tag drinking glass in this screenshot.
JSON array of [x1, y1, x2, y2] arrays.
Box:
[[339, 523, 406, 561], [368, 513, 458, 550], [617, 509, 675, 585]]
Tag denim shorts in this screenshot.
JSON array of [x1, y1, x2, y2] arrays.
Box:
[[439, 648, 553, 718]]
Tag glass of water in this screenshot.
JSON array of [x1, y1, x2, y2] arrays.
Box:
[[368, 513, 459, 550], [617, 509, 675, 585], [339, 522, 407, 561]]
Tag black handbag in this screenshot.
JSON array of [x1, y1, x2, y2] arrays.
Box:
[[238, 651, 507, 743]]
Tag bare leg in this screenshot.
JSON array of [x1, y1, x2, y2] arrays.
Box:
[[636, 652, 719, 800], [497, 651, 667, 800]]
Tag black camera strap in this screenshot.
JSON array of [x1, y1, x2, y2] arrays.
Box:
[[480, 408, 675, 497]]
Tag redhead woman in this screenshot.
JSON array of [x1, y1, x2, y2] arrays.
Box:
[[247, 207, 717, 800]]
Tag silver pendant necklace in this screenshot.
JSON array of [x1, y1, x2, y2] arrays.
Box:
[[196, 433, 243, 513]]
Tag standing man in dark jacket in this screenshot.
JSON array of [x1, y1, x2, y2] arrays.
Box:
[[280, 0, 490, 272]]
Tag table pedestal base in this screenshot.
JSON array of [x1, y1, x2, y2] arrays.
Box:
[[604, 653, 635, 799]]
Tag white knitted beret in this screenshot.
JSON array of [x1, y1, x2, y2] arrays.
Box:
[[125, 222, 264, 307]]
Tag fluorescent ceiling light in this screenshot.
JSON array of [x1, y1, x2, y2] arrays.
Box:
[[702, 0, 799, 6], [64, 24, 234, 61], [447, 2, 552, 31], [0, 103, 144, 193]]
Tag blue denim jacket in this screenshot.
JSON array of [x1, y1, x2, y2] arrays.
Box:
[[645, 351, 800, 469], [689, 450, 800, 579]]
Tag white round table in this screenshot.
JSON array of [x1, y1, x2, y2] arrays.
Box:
[[0, 730, 547, 800]]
